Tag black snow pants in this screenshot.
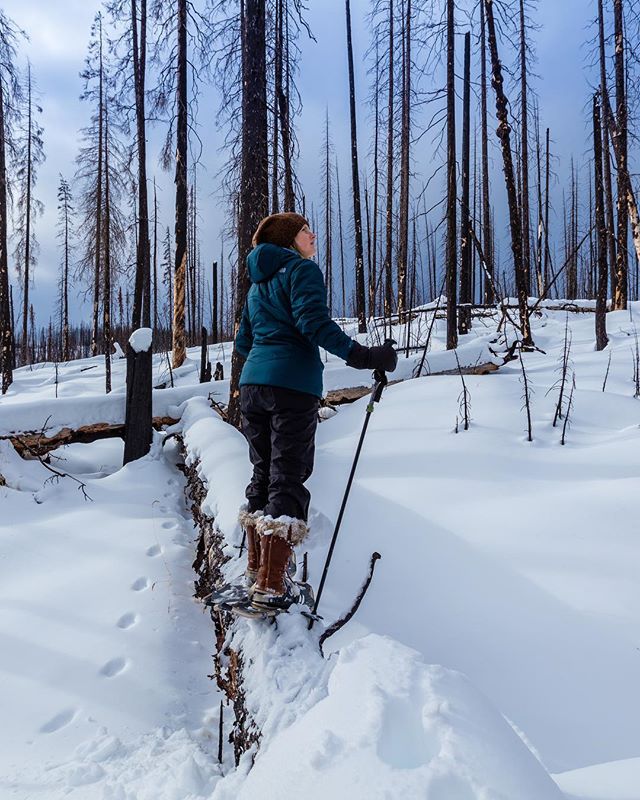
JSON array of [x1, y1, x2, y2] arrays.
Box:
[[240, 384, 319, 522]]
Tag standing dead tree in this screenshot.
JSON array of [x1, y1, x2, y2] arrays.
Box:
[[0, 11, 23, 393], [458, 30, 472, 336], [483, 0, 532, 347], [445, 0, 457, 349], [13, 63, 44, 366], [227, 0, 269, 427], [345, 0, 366, 332], [613, 0, 628, 310], [56, 176, 73, 363], [593, 92, 608, 351]]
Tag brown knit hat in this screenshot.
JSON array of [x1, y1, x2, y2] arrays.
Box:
[[252, 212, 309, 248]]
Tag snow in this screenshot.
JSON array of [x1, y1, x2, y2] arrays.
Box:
[[129, 326, 153, 353], [220, 634, 563, 800], [2, 304, 640, 798]]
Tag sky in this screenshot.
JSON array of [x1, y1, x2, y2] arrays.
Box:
[[1, 0, 596, 327]]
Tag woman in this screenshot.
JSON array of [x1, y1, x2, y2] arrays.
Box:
[[235, 212, 397, 611]]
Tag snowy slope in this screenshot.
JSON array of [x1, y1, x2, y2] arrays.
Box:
[[2, 304, 640, 798]]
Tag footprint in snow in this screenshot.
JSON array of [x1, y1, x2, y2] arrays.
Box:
[[131, 577, 149, 592], [161, 520, 177, 530], [100, 657, 128, 678], [116, 612, 139, 630], [167, 478, 179, 487], [39, 707, 77, 734], [146, 544, 162, 558]]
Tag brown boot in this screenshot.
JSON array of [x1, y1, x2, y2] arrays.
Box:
[[252, 516, 308, 610], [238, 508, 262, 589]]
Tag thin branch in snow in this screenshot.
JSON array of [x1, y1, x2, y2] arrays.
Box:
[[602, 350, 612, 392], [318, 552, 381, 656], [560, 373, 576, 446]]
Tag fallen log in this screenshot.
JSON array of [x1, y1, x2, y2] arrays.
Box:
[[324, 361, 499, 406], [4, 416, 179, 458]]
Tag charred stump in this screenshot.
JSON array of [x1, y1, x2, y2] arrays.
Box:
[[123, 327, 153, 464]]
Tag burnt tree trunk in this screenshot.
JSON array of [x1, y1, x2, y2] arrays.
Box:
[[103, 105, 112, 394], [345, 0, 366, 331], [445, 0, 457, 349], [91, 20, 104, 358], [594, 93, 608, 350], [397, 0, 411, 322], [383, 0, 394, 320], [172, 0, 188, 367], [480, 0, 493, 304], [20, 66, 33, 365], [228, 0, 269, 427], [519, 0, 531, 295], [0, 75, 12, 393], [484, 0, 532, 346], [613, 0, 628, 310], [458, 31, 472, 336], [598, 0, 616, 301], [123, 328, 153, 464]]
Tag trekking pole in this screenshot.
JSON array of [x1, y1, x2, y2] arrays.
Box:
[[309, 344, 393, 629]]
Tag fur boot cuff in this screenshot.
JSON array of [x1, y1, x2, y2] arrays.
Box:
[[238, 505, 263, 529], [257, 515, 309, 546]]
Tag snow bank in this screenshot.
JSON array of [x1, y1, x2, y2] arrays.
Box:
[[179, 400, 565, 798], [214, 635, 563, 800]]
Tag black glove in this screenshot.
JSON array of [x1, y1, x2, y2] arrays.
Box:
[[346, 341, 398, 373]]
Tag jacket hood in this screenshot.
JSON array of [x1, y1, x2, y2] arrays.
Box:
[[246, 242, 300, 283]]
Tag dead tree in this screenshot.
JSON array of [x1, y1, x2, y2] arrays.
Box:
[[0, 12, 22, 392], [321, 109, 334, 316], [483, 0, 532, 346], [518, 0, 531, 294], [228, 0, 269, 427], [345, 0, 366, 331], [56, 176, 73, 362], [383, 0, 395, 319], [479, 0, 493, 304], [14, 63, 44, 366], [445, 0, 457, 349], [458, 31, 472, 336], [173, 0, 189, 366], [397, 0, 411, 324], [593, 93, 609, 351], [597, 0, 617, 297], [613, 0, 628, 310]]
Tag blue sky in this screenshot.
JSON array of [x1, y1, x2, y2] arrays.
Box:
[[2, 0, 597, 325]]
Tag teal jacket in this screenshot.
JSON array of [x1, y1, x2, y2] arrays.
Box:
[[235, 243, 355, 398]]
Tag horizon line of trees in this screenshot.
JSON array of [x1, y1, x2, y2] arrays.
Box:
[[2, 0, 640, 402]]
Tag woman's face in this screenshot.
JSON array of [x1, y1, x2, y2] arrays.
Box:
[[293, 225, 317, 259]]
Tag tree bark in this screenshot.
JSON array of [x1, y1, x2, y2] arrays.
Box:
[[519, 0, 531, 294], [20, 65, 32, 365], [227, 0, 269, 427], [383, 0, 394, 320], [598, 0, 617, 301], [0, 75, 12, 393], [397, 0, 411, 323], [480, 0, 493, 304], [484, 0, 532, 346], [345, 0, 366, 331], [593, 93, 608, 350], [91, 22, 104, 359], [613, 0, 628, 310], [458, 31, 472, 335], [445, 0, 457, 349], [172, 0, 188, 367]]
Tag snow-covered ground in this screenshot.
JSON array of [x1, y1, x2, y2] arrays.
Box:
[[1, 305, 640, 799]]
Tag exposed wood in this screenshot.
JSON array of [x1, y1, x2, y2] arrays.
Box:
[[5, 416, 178, 458]]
